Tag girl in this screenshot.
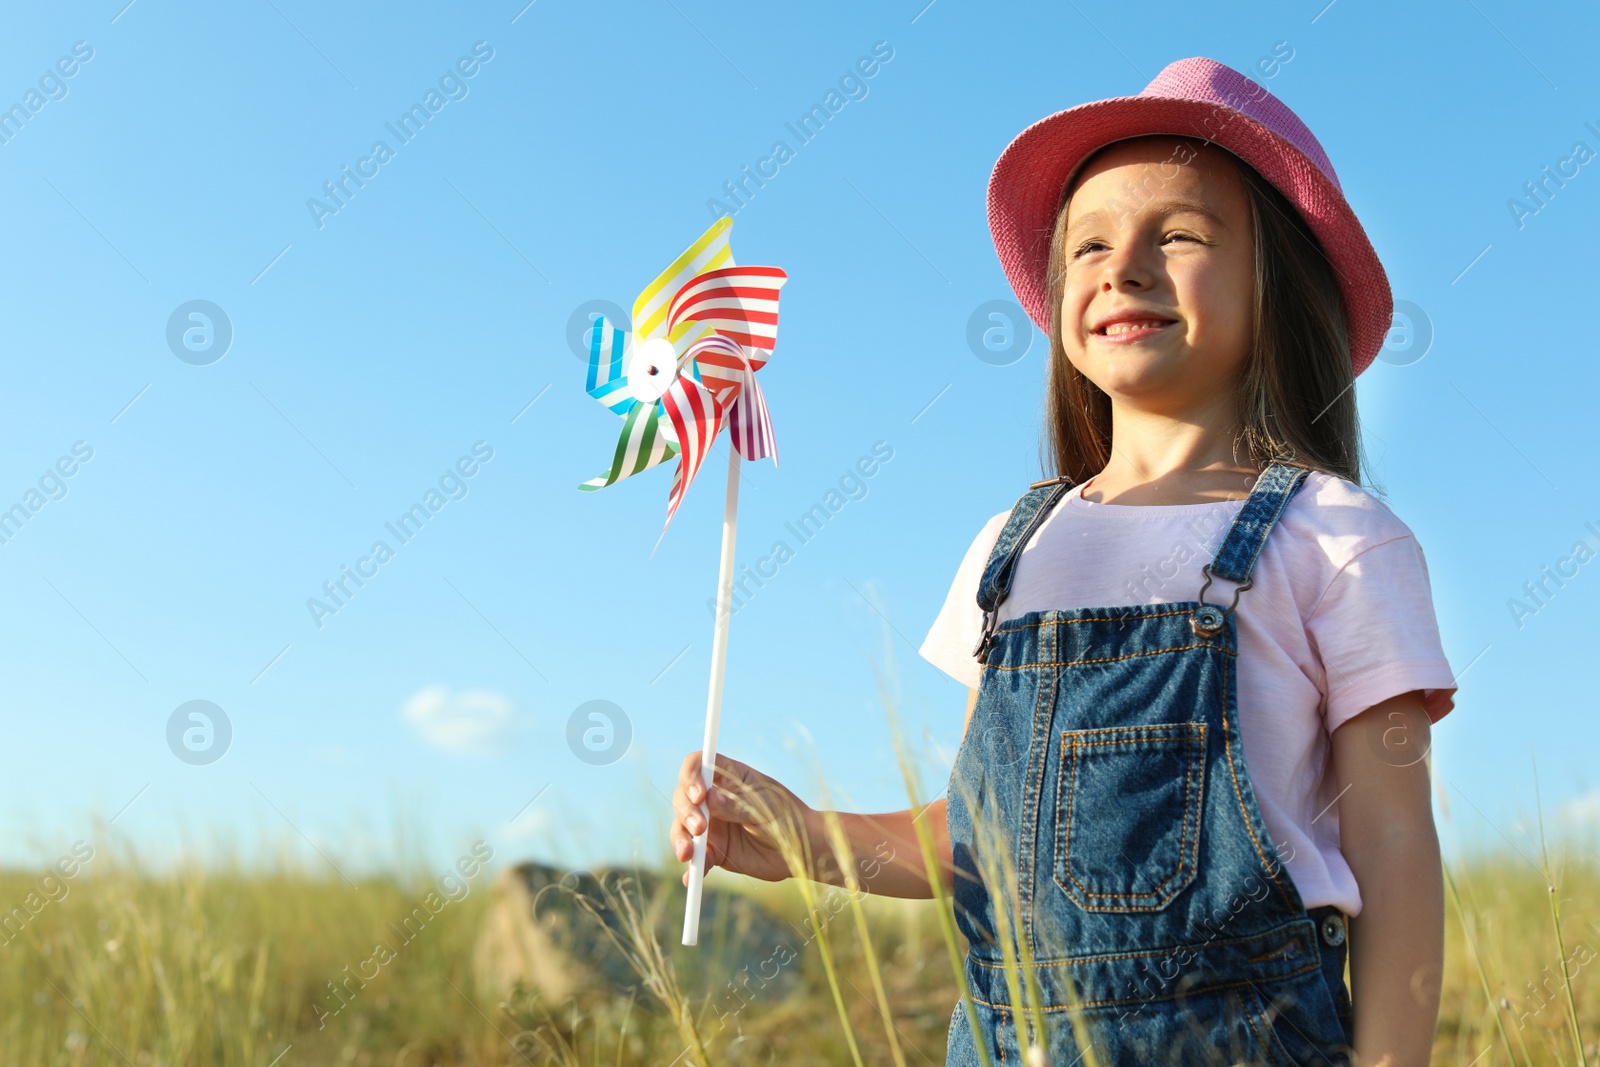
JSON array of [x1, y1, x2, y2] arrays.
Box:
[[669, 57, 1455, 1067]]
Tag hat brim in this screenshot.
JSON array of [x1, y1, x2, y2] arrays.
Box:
[[987, 94, 1392, 377]]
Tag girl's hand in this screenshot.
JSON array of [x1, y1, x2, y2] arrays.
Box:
[[670, 751, 813, 886]]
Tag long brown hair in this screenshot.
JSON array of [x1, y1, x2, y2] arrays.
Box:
[[1039, 135, 1370, 489]]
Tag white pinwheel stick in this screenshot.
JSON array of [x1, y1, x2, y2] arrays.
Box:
[[682, 443, 741, 946]]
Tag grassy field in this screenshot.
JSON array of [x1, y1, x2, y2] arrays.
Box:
[[2, 824, 1596, 1066]]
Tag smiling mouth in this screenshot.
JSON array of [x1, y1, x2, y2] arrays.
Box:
[[1092, 320, 1177, 340]]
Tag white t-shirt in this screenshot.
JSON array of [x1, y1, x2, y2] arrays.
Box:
[[918, 470, 1457, 915]]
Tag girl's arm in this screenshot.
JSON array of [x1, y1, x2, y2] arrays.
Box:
[[1330, 690, 1443, 1067], [671, 688, 977, 899], [799, 800, 951, 898]]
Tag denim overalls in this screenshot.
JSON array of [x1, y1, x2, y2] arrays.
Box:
[[946, 462, 1356, 1067]]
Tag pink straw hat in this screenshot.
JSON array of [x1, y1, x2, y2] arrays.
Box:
[[988, 56, 1392, 378]]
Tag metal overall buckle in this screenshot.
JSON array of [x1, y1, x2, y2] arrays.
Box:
[[973, 606, 999, 665], [1190, 563, 1252, 637]]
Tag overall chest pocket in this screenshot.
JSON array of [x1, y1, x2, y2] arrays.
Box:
[[1054, 722, 1208, 912]]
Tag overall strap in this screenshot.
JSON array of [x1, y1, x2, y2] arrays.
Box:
[[1187, 462, 1312, 637], [972, 481, 1073, 663], [1204, 461, 1312, 584]]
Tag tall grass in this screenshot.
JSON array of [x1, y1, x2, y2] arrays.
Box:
[[3, 686, 1596, 1064]]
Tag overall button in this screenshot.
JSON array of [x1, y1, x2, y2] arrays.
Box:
[[1190, 604, 1227, 636], [1319, 913, 1347, 947]]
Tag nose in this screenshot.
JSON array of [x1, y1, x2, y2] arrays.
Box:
[[1100, 234, 1156, 291]]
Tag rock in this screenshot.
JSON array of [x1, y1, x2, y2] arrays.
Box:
[[472, 860, 802, 1011]]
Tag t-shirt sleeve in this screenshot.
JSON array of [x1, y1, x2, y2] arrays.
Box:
[[1305, 533, 1457, 732], [918, 516, 1005, 691]]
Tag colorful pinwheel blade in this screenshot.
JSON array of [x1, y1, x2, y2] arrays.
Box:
[[632, 218, 735, 345], [584, 316, 637, 416], [666, 265, 788, 353], [656, 372, 725, 540], [578, 398, 679, 492], [727, 360, 778, 466], [683, 334, 778, 466], [683, 333, 747, 409]]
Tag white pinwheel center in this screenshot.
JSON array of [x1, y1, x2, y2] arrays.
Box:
[[626, 337, 680, 403]]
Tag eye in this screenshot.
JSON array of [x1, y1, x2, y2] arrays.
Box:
[[1070, 231, 1203, 260]]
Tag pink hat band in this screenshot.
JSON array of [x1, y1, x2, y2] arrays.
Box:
[[987, 57, 1393, 377]]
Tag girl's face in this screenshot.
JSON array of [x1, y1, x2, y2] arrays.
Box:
[[1058, 138, 1255, 414]]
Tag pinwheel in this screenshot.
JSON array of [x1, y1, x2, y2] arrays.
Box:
[[579, 216, 786, 555], [576, 216, 787, 946]]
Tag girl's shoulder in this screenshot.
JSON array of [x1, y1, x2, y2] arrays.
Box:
[[1273, 467, 1427, 579], [1279, 468, 1421, 562], [1278, 469, 1457, 726]]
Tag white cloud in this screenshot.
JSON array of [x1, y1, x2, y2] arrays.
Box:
[[402, 685, 515, 755], [1558, 789, 1600, 828], [501, 803, 552, 842]]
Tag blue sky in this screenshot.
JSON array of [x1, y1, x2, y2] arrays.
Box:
[[2, 0, 1597, 879]]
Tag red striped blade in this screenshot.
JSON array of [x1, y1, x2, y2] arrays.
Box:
[[666, 266, 787, 352], [652, 370, 726, 555]]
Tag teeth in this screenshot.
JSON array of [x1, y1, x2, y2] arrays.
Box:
[[1102, 321, 1171, 335]]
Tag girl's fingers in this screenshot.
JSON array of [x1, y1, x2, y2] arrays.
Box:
[[679, 750, 704, 792], [670, 789, 712, 845], [680, 753, 772, 828], [671, 811, 693, 854], [692, 790, 733, 825], [681, 750, 738, 784], [671, 787, 712, 850], [681, 751, 748, 801], [676, 775, 726, 830], [672, 780, 706, 830], [672, 750, 777, 881]]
